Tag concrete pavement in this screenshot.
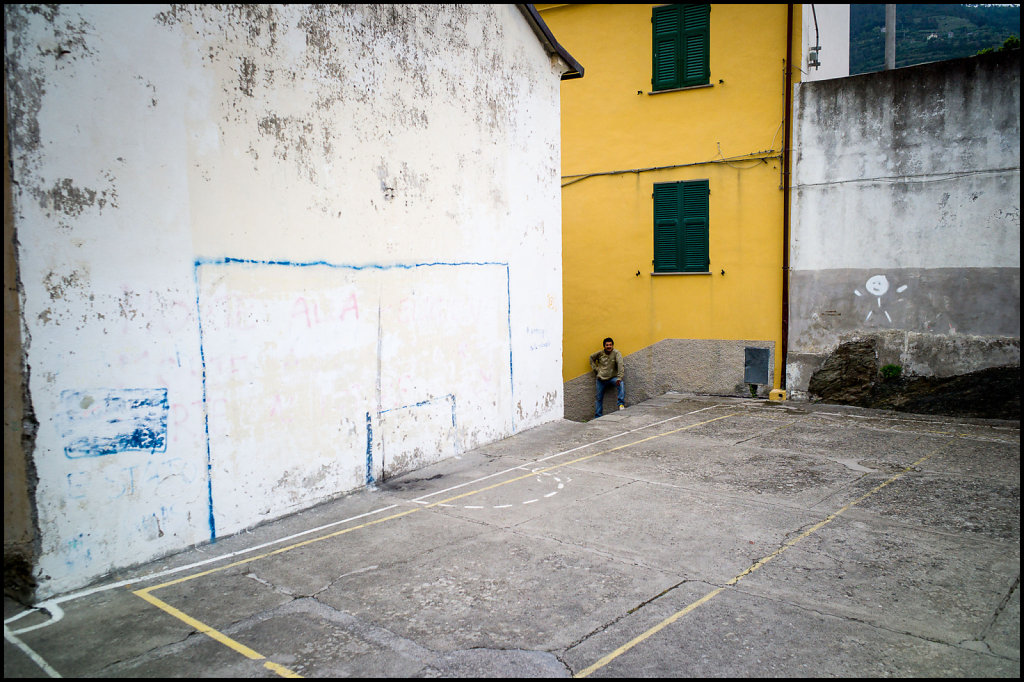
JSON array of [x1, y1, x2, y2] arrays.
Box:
[[4, 393, 1020, 677]]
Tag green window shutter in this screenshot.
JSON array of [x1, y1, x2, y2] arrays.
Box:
[[653, 183, 680, 272], [681, 5, 710, 87], [652, 5, 682, 91], [653, 180, 709, 273], [652, 4, 709, 91]]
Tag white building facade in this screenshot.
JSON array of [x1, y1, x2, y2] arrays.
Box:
[[802, 4, 850, 82]]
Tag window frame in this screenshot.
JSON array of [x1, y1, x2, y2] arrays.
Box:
[[652, 179, 710, 274], [651, 4, 711, 92]]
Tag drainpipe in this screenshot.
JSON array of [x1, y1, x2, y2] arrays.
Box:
[[780, 4, 794, 392]]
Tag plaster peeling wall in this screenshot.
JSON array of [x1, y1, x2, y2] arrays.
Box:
[[5, 4, 566, 598], [788, 51, 1020, 396]]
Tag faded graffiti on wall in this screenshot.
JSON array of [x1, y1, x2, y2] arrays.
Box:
[[195, 257, 514, 539], [51, 259, 515, 564], [59, 388, 169, 458]]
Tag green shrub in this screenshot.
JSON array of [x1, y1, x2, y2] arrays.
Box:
[[880, 364, 903, 380]]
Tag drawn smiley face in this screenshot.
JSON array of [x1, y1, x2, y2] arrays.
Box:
[[865, 274, 889, 297], [854, 274, 909, 324]]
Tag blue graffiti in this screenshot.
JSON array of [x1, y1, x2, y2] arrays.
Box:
[[60, 389, 169, 458], [365, 411, 375, 486], [65, 533, 93, 569]]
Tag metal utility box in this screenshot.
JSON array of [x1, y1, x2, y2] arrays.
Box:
[[744, 347, 771, 385]]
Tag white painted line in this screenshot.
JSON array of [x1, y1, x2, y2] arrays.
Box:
[[409, 403, 730, 504], [743, 402, 1017, 443], [4, 625, 62, 677], [7, 603, 65, 635], [464, 505, 484, 509], [523, 499, 539, 505], [544, 492, 558, 498]]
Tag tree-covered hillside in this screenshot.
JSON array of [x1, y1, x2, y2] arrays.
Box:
[[850, 4, 1020, 74]]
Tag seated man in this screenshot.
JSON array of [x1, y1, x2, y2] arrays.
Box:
[[590, 337, 625, 418]]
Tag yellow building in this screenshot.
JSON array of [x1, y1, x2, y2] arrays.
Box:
[[538, 3, 802, 420]]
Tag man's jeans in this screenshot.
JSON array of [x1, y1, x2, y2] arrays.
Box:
[[595, 377, 625, 417]]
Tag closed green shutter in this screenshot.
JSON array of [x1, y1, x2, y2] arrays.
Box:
[[652, 5, 681, 91], [653, 180, 709, 273], [652, 4, 709, 91], [680, 180, 709, 270], [681, 5, 710, 87], [653, 183, 680, 272]]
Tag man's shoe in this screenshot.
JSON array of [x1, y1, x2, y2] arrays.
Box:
[[618, 404, 625, 411]]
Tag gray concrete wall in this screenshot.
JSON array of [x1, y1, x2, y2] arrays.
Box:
[[788, 50, 1020, 398], [564, 338, 775, 422]]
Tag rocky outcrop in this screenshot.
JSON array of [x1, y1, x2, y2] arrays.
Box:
[[807, 339, 878, 405], [807, 340, 1020, 420]]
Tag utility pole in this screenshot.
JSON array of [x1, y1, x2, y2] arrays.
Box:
[[885, 4, 896, 70]]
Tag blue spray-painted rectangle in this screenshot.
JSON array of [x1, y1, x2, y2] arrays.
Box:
[[194, 257, 513, 542], [60, 388, 169, 458]]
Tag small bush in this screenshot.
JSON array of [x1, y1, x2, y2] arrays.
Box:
[[880, 364, 903, 380]]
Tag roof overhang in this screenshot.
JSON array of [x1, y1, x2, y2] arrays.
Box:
[[516, 4, 584, 79]]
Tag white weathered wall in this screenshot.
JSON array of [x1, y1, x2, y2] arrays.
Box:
[[801, 4, 850, 82], [5, 4, 567, 598], [788, 52, 1020, 395]]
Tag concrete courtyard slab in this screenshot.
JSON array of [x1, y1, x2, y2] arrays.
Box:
[[4, 394, 1019, 678]]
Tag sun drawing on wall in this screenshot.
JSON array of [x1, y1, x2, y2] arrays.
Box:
[[854, 274, 908, 324]]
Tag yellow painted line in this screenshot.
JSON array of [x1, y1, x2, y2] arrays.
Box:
[[574, 435, 956, 678], [133, 587, 301, 678], [577, 587, 726, 677], [131, 411, 742, 675], [263, 661, 303, 678], [145, 507, 422, 592]]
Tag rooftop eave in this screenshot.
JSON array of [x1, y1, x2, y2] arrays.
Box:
[[516, 4, 584, 80]]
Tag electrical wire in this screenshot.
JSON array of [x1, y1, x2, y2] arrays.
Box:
[[713, 142, 779, 170], [791, 165, 1020, 189], [561, 150, 781, 188]]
